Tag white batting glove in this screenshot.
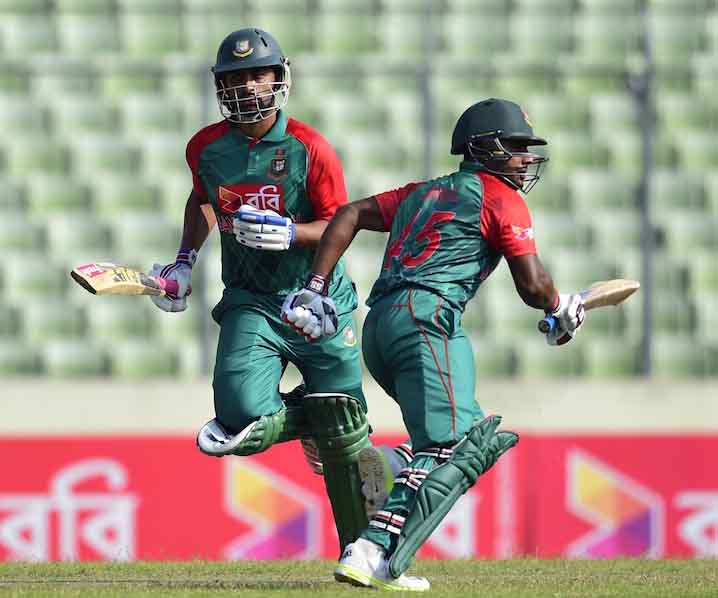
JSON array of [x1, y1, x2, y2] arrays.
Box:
[[545, 292, 586, 346], [281, 274, 339, 341], [233, 204, 295, 251], [149, 249, 196, 313]]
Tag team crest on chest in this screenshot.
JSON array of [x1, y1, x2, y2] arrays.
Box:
[[269, 148, 288, 179]]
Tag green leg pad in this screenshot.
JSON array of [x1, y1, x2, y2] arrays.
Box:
[[304, 393, 371, 552], [388, 415, 519, 577], [230, 401, 309, 456]]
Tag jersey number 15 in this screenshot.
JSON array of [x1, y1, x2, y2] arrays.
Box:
[[383, 211, 456, 270]]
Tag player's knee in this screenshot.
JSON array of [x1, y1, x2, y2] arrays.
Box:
[[212, 375, 280, 433]]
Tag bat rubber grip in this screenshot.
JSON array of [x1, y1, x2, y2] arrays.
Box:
[[538, 314, 557, 334], [159, 278, 180, 297]]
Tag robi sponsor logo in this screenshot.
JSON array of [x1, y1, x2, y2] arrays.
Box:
[[218, 184, 285, 215]]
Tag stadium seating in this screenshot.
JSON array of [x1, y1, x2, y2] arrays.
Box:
[[0, 1, 715, 379]]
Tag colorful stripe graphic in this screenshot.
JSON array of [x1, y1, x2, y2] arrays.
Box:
[[222, 458, 321, 560], [566, 449, 664, 558]]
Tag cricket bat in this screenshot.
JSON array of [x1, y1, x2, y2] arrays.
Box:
[[70, 262, 180, 297], [538, 278, 640, 334]]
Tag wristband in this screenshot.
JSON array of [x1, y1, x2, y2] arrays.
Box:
[[306, 273, 327, 295], [176, 248, 198, 268], [548, 290, 560, 313]]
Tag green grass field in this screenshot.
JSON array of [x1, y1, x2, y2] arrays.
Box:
[[0, 560, 716, 597]]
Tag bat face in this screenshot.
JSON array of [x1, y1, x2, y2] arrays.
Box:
[[581, 279, 641, 310], [70, 263, 166, 296]]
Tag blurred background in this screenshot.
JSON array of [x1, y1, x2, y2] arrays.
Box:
[[0, 0, 716, 564]]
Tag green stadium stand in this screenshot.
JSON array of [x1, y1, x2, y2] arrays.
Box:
[[543, 130, 610, 172], [651, 169, 707, 213], [70, 136, 139, 178], [91, 176, 161, 216], [52, 94, 119, 137], [98, 57, 164, 98], [0, 180, 26, 211], [0, 341, 42, 375], [26, 175, 92, 214], [570, 168, 637, 212], [5, 139, 70, 177], [54, 0, 114, 11], [688, 250, 718, 293], [578, 0, 642, 16], [0, 94, 48, 136], [43, 339, 108, 376], [545, 250, 619, 291], [117, 0, 181, 10], [244, 13, 315, 57], [0, 212, 45, 251], [31, 56, 96, 97], [653, 292, 696, 335], [0, 59, 28, 94], [574, 15, 641, 65], [140, 133, 189, 178], [153, 307, 200, 343], [0, 14, 57, 55], [694, 291, 718, 342], [0, 304, 21, 337], [590, 93, 639, 137], [111, 211, 179, 264], [588, 208, 642, 252], [652, 334, 711, 377], [2, 255, 67, 303], [471, 338, 517, 378], [560, 56, 627, 96], [514, 0, 575, 15], [524, 172, 572, 211], [46, 214, 112, 265], [56, 13, 120, 56], [516, 340, 585, 377], [524, 93, 590, 134], [657, 93, 718, 135], [705, 173, 718, 216], [651, 13, 708, 64], [313, 13, 378, 57], [692, 53, 717, 97], [583, 338, 640, 378], [442, 15, 510, 57], [110, 340, 180, 377], [444, 0, 509, 14], [532, 212, 593, 251], [509, 15, 575, 60], [655, 209, 717, 253], [23, 300, 85, 342], [121, 11, 184, 58], [673, 131, 718, 174], [0, 0, 49, 10], [120, 94, 185, 140], [84, 298, 156, 342]]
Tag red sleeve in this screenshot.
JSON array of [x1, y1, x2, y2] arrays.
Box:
[[371, 182, 420, 231], [185, 121, 229, 203], [286, 118, 348, 221], [480, 185, 537, 257]]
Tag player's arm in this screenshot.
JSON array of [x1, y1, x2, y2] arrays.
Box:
[[292, 219, 330, 248], [180, 189, 216, 252], [506, 254, 557, 311], [311, 198, 385, 277]]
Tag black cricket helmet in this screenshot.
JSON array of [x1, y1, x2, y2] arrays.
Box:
[[212, 28, 291, 124], [451, 98, 548, 193]]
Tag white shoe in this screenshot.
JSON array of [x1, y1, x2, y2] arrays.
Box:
[[358, 446, 395, 518], [334, 538, 430, 592]]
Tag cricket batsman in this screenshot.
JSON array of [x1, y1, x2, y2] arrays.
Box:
[[281, 98, 586, 590], [148, 27, 390, 550]]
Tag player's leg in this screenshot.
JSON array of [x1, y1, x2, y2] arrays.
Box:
[[197, 307, 308, 457], [337, 289, 517, 589], [291, 312, 372, 551]]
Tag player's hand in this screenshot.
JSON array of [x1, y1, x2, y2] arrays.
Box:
[[148, 249, 196, 313], [545, 292, 585, 346], [233, 205, 295, 251], [281, 275, 338, 341]]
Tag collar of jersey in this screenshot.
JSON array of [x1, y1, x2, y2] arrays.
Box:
[[232, 110, 288, 144], [458, 160, 484, 173]]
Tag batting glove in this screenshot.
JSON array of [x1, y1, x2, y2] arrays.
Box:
[[149, 248, 196, 313], [281, 274, 339, 341], [233, 204, 295, 251], [545, 291, 585, 346]]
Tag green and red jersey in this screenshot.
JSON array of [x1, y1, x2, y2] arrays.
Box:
[[186, 110, 356, 313], [367, 162, 537, 312]]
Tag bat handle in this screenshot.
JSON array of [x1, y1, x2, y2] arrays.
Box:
[[538, 314, 557, 334]]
